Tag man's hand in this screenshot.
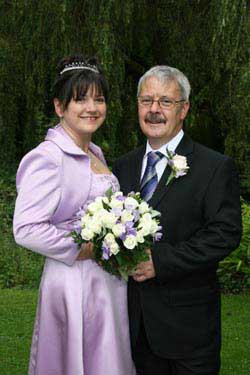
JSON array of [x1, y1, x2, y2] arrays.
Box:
[[132, 249, 156, 282], [76, 242, 94, 261]]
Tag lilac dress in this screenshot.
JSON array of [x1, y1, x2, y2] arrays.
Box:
[[28, 172, 136, 375]]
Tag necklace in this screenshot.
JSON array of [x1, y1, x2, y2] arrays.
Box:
[[88, 151, 97, 168]]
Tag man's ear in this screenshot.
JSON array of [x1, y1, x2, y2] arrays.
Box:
[[180, 101, 190, 121], [54, 98, 64, 117]]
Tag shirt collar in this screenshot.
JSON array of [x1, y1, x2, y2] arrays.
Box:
[[145, 129, 184, 158]]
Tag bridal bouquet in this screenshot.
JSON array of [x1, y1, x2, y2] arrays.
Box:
[[71, 189, 162, 281]]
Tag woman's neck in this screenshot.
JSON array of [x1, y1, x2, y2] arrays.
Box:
[[61, 122, 91, 153]]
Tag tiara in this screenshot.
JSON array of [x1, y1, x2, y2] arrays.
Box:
[[60, 61, 99, 75]]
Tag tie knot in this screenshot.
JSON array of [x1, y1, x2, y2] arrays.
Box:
[[147, 151, 164, 167]]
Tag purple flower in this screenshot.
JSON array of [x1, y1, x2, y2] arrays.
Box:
[[73, 222, 81, 233], [119, 233, 127, 241], [125, 204, 133, 211], [127, 229, 137, 236], [111, 207, 122, 217], [116, 195, 126, 201], [125, 221, 134, 229], [175, 170, 187, 178], [74, 205, 89, 231], [133, 209, 140, 222], [102, 243, 110, 260], [125, 221, 137, 236], [153, 232, 163, 242]]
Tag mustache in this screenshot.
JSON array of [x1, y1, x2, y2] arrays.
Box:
[[145, 113, 166, 124]]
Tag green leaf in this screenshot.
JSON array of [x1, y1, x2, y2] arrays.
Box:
[[118, 268, 128, 282], [166, 171, 174, 186], [105, 187, 113, 199]]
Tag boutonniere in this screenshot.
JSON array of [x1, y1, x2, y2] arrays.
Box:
[[166, 149, 189, 186]]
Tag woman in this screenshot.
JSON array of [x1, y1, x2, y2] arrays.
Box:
[[13, 55, 135, 375]]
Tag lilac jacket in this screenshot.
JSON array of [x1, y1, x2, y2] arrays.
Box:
[[13, 125, 106, 266]]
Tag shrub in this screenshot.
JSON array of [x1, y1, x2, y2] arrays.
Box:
[[0, 171, 44, 289], [218, 201, 250, 293], [1, 170, 250, 291]]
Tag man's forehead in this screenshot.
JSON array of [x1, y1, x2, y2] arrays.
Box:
[[140, 76, 180, 95]]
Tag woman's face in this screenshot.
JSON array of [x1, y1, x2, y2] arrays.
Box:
[[54, 85, 107, 139]]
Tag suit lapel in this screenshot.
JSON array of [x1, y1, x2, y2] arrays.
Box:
[[148, 134, 194, 208], [129, 145, 146, 192]]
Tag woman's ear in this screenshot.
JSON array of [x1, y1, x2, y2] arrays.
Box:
[[54, 98, 64, 118]]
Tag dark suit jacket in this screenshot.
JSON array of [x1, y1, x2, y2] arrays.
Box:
[[113, 134, 242, 359]]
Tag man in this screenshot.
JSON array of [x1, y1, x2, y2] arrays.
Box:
[[113, 66, 242, 375]]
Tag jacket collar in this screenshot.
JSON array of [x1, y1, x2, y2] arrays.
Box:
[[175, 133, 194, 157], [130, 145, 146, 192], [45, 124, 102, 157]]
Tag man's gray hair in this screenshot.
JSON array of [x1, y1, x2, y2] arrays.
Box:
[[137, 66, 191, 101]]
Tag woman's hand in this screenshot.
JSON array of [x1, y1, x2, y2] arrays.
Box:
[[76, 242, 94, 261]]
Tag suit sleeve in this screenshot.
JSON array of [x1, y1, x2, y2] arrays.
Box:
[[152, 157, 242, 283], [13, 149, 79, 266]]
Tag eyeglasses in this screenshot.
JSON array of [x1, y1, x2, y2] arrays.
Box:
[[138, 96, 186, 109]]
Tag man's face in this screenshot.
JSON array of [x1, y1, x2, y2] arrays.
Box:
[[138, 76, 190, 148]]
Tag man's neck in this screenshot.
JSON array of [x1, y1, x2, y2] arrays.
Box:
[[147, 129, 184, 152]]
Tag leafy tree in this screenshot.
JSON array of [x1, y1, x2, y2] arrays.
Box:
[[0, 0, 249, 193]]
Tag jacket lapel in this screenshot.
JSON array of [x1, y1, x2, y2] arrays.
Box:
[[130, 145, 146, 192], [148, 134, 194, 208]]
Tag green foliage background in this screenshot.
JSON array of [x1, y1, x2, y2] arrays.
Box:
[[0, 1, 250, 290], [0, 163, 250, 292], [0, 0, 250, 195]]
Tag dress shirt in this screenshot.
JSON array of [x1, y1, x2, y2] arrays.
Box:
[[140, 130, 184, 182]]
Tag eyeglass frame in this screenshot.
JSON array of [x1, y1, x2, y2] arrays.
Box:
[[137, 95, 187, 109]]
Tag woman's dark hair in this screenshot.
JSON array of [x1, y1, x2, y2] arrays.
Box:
[[53, 55, 109, 109]]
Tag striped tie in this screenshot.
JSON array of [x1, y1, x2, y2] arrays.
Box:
[[140, 151, 164, 201]]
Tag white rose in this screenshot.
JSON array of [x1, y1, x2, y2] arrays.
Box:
[[141, 212, 152, 223], [86, 219, 102, 235], [123, 235, 137, 250], [136, 230, 145, 244], [81, 213, 91, 225], [121, 210, 134, 224], [95, 196, 105, 204], [138, 222, 151, 236], [110, 241, 120, 255], [81, 228, 94, 241], [101, 196, 109, 204], [150, 209, 161, 218], [104, 233, 116, 243], [88, 199, 103, 214], [112, 223, 125, 237], [138, 213, 153, 235], [114, 191, 123, 197], [109, 197, 124, 210], [124, 197, 139, 210], [101, 212, 117, 229], [94, 208, 108, 220], [138, 201, 149, 214], [150, 220, 159, 234], [172, 154, 188, 170]]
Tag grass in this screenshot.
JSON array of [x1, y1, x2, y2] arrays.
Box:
[[0, 290, 37, 375], [0, 290, 249, 375], [220, 294, 250, 374]]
